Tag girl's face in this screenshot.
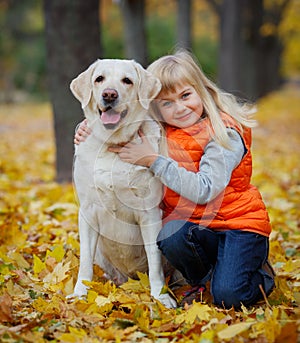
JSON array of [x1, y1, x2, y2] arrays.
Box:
[[155, 83, 204, 128]]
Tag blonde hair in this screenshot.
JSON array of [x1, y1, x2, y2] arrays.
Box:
[[147, 49, 256, 148]]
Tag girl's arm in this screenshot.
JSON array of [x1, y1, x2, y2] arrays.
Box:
[[109, 128, 245, 204], [150, 129, 245, 204]]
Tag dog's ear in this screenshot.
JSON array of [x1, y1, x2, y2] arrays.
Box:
[[134, 62, 161, 110], [70, 61, 98, 109]]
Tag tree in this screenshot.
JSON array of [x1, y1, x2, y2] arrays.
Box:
[[119, 0, 193, 64], [176, 0, 192, 50], [207, 0, 290, 100], [119, 0, 148, 66], [0, 0, 45, 102], [43, 0, 102, 182]]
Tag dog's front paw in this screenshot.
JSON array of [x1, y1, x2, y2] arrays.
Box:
[[155, 293, 177, 309], [66, 281, 89, 300]]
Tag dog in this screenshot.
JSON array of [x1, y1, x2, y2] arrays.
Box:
[[69, 59, 176, 308]]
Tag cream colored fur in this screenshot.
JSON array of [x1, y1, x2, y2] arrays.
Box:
[[69, 59, 176, 308]]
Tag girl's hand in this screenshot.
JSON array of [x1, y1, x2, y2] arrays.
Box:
[[74, 119, 92, 145], [108, 130, 158, 167]]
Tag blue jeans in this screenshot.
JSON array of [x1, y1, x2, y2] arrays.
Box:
[[157, 220, 275, 309]]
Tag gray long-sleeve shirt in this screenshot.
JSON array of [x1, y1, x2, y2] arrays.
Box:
[[149, 129, 246, 204]]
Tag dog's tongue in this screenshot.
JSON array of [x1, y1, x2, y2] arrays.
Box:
[[101, 109, 121, 125]]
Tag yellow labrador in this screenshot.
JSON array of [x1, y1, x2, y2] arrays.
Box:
[[69, 59, 176, 308]]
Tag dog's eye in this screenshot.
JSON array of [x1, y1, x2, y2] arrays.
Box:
[[95, 76, 104, 83], [122, 77, 133, 85]]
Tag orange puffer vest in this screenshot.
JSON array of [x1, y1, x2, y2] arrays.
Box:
[[162, 113, 271, 237]]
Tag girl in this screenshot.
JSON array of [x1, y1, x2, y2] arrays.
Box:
[[75, 50, 275, 309]]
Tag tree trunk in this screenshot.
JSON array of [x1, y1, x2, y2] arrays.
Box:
[[217, 0, 261, 100], [208, 0, 289, 100], [218, 0, 243, 96], [43, 0, 102, 182], [119, 0, 148, 66], [255, 1, 289, 97], [176, 0, 192, 50]]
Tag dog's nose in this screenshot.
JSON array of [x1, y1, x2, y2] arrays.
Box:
[[102, 88, 118, 103]]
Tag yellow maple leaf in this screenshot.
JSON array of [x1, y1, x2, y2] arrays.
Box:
[[0, 248, 12, 263], [8, 251, 30, 269], [217, 322, 254, 340], [184, 303, 212, 324], [46, 244, 65, 262], [87, 290, 98, 303], [114, 290, 139, 305], [134, 304, 156, 335], [120, 273, 150, 294], [95, 294, 114, 313], [83, 280, 116, 296], [64, 276, 74, 295], [95, 294, 114, 307], [58, 326, 87, 342], [283, 259, 300, 273], [136, 271, 150, 288], [33, 254, 46, 276], [86, 289, 115, 314], [32, 295, 61, 315], [43, 261, 70, 284], [67, 235, 80, 251]]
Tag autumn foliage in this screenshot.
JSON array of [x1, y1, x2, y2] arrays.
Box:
[[0, 86, 299, 342]]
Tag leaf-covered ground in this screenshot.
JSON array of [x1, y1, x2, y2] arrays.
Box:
[[0, 86, 299, 342]]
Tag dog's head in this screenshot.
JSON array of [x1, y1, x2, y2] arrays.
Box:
[[70, 59, 161, 131]]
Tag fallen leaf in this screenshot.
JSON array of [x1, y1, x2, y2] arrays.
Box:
[[217, 322, 254, 340], [0, 293, 13, 322]]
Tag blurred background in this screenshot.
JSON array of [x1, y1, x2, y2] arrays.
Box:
[[0, 0, 299, 181]]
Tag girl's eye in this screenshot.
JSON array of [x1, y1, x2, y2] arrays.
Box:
[[182, 92, 191, 99], [162, 101, 172, 107]]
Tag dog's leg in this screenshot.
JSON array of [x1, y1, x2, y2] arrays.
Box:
[[68, 211, 99, 298], [139, 211, 177, 308]]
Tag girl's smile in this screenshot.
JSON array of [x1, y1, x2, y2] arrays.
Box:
[[156, 83, 204, 128]]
